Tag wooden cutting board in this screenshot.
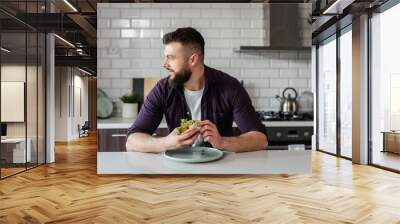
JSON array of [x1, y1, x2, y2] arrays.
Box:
[[144, 77, 160, 98]]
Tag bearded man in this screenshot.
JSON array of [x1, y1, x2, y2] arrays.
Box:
[[126, 27, 268, 153]]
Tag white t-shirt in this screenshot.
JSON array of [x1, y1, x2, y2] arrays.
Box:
[[184, 87, 204, 146], [184, 87, 204, 121]]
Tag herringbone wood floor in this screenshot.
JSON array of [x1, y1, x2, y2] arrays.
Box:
[[1, 134, 400, 224]]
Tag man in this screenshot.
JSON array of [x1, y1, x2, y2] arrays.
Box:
[[126, 27, 268, 153]]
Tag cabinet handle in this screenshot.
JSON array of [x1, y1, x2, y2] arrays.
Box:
[[111, 134, 126, 137]]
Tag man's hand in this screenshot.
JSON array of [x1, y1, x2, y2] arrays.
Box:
[[199, 120, 223, 149], [163, 124, 200, 151]]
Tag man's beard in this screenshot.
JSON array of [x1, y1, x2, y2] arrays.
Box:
[[168, 68, 192, 88]]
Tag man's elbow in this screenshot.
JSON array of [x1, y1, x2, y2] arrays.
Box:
[[125, 133, 139, 152], [257, 132, 268, 150]]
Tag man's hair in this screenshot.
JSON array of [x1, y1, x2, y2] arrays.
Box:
[[163, 27, 205, 59]]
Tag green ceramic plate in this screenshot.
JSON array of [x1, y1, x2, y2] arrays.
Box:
[[164, 146, 224, 163]]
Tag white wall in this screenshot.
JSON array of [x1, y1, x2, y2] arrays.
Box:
[[55, 67, 89, 141], [97, 3, 312, 113]]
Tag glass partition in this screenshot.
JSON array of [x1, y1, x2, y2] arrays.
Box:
[[0, 1, 46, 179], [370, 3, 400, 171], [339, 27, 352, 158], [317, 35, 337, 155]]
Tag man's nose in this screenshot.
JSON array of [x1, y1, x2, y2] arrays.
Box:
[[162, 58, 168, 69]]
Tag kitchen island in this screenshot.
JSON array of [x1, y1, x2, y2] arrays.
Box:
[[98, 150, 311, 175], [97, 117, 312, 175]]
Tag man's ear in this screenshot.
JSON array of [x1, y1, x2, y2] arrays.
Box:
[[189, 53, 199, 66]]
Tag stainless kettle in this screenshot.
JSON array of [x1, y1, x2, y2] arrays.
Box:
[[275, 87, 298, 115]]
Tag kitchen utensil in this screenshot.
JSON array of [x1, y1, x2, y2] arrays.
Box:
[[297, 91, 313, 113], [275, 87, 298, 115], [164, 146, 224, 163], [97, 88, 114, 119]]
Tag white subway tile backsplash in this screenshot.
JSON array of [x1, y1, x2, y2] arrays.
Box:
[[151, 19, 171, 28], [131, 59, 152, 68], [130, 39, 151, 49], [270, 59, 289, 68], [210, 59, 230, 67], [242, 69, 265, 78], [98, 3, 311, 110], [289, 59, 309, 68], [248, 79, 269, 88], [231, 59, 250, 68], [246, 88, 259, 98], [279, 69, 298, 78], [251, 59, 270, 68], [260, 88, 280, 97], [101, 29, 121, 38], [211, 3, 232, 8], [166, 3, 190, 9], [98, 19, 111, 28], [98, 79, 112, 88], [121, 9, 140, 18], [201, 9, 221, 18], [121, 49, 141, 58], [279, 50, 298, 59], [101, 48, 121, 58], [299, 69, 311, 78], [270, 79, 289, 87], [100, 9, 120, 18], [110, 3, 131, 8], [192, 19, 211, 28], [211, 19, 232, 28], [131, 19, 151, 28], [191, 3, 211, 9], [98, 59, 111, 69], [231, 3, 250, 8], [241, 29, 264, 39], [103, 89, 121, 99], [111, 39, 130, 48], [210, 39, 232, 49], [111, 19, 130, 28], [121, 69, 142, 78], [200, 29, 220, 38], [161, 9, 181, 18], [98, 39, 110, 49], [240, 9, 262, 19], [150, 39, 163, 48], [140, 29, 161, 38], [220, 9, 241, 18], [182, 9, 201, 18], [232, 20, 251, 28], [151, 58, 163, 67], [141, 9, 161, 18], [220, 29, 241, 38], [205, 49, 220, 58], [112, 79, 132, 89], [140, 49, 162, 58], [171, 19, 192, 27], [250, 20, 264, 29], [99, 69, 121, 79], [289, 78, 309, 88], [112, 59, 130, 68], [121, 29, 140, 38]]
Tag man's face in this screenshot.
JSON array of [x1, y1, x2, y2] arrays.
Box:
[[163, 42, 192, 87]]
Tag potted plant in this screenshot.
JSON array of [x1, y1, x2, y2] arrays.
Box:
[[120, 91, 140, 118]]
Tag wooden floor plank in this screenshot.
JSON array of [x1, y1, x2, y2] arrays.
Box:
[[1, 134, 400, 223]]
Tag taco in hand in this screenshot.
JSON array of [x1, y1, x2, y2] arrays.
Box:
[[176, 119, 200, 135]]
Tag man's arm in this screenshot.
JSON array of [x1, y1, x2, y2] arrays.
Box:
[[200, 120, 267, 152], [126, 126, 200, 153]]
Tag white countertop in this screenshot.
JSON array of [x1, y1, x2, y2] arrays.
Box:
[[97, 117, 313, 129], [97, 150, 311, 175]]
